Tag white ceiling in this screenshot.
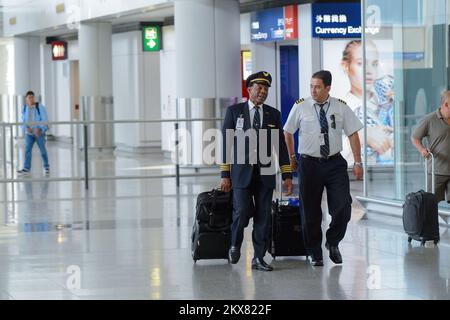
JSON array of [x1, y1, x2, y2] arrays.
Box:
[[0, 0, 279, 38]]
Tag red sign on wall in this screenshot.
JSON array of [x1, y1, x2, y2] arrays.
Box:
[[284, 5, 298, 40], [52, 41, 68, 61]]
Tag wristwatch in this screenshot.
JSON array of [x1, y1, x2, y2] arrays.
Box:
[[290, 154, 296, 159], [354, 162, 363, 167]]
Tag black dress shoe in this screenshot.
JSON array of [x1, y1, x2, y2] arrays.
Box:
[[326, 242, 342, 264], [310, 257, 324, 267], [228, 246, 241, 264], [251, 258, 274, 271]]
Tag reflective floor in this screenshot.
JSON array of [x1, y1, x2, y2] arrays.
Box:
[[0, 141, 450, 300]]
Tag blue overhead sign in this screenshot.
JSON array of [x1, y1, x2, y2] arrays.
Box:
[[251, 7, 284, 42], [312, 3, 362, 38], [250, 6, 298, 42]]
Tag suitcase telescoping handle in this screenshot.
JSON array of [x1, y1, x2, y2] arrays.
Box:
[[424, 151, 435, 194]]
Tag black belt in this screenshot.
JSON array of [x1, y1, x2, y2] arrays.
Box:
[[300, 153, 341, 163]]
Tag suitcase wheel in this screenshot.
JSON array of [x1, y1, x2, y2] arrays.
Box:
[[407, 237, 412, 243], [192, 251, 199, 262]]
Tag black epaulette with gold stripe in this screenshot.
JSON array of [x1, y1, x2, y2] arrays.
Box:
[[338, 98, 348, 105], [295, 98, 305, 105]]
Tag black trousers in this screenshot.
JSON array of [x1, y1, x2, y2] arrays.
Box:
[[298, 154, 352, 259], [231, 166, 273, 259]]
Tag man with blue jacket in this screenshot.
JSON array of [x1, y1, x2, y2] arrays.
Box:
[[17, 91, 50, 176]]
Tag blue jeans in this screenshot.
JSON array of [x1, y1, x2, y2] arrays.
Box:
[[23, 134, 49, 170]]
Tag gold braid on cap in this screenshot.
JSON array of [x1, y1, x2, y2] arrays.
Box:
[[250, 78, 271, 85]]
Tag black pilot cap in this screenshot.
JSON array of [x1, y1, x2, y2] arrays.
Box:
[[246, 71, 272, 88]]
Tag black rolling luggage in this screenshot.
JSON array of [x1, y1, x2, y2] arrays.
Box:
[[403, 152, 440, 246], [268, 198, 308, 258], [191, 189, 233, 262]]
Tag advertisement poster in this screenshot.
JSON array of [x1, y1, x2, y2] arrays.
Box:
[[322, 38, 395, 166]]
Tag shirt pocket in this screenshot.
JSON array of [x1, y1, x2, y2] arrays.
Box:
[[332, 113, 344, 132], [300, 115, 319, 135]]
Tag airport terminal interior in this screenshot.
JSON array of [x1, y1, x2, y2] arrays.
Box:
[[0, 0, 450, 300]]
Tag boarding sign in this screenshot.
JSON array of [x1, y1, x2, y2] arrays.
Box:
[[312, 3, 362, 38]]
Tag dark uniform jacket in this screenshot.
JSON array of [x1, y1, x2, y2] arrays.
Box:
[[220, 102, 292, 189]]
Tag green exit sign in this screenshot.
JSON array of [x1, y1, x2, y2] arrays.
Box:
[[142, 26, 161, 52]]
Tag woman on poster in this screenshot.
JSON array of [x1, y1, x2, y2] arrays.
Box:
[[340, 39, 394, 165]]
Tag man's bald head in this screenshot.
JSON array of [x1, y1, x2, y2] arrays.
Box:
[[440, 90, 450, 106], [440, 90, 450, 119]]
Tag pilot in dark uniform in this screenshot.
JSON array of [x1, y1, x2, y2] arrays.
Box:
[[284, 70, 364, 267], [220, 71, 293, 271]]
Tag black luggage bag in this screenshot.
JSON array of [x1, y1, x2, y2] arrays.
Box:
[[191, 189, 233, 261], [403, 152, 440, 246], [268, 198, 308, 258]]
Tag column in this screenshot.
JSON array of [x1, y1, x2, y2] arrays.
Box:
[[14, 36, 42, 98], [0, 38, 15, 123], [79, 22, 114, 151], [174, 0, 241, 166], [250, 41, 277, 107], [13, 36, 42, 131], [298, 4, 320, 98]]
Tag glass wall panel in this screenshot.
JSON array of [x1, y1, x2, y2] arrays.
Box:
[[363, 0, 450, 210]]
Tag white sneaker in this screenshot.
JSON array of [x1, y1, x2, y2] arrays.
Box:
[[44, 168, 50, 175]]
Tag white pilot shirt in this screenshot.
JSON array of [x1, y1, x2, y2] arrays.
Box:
[[283, 96, 363, 158]]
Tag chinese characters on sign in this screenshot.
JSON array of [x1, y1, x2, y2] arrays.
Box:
[[315, 14, 348, 24], [312, 3, 380, 38]]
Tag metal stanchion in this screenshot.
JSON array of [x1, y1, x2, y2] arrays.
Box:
[[9, 125, 14, 178], [83, 116, 89, 190], [81, 99, 90, 190], [175, 122, 180, 188], [9, 124, 15, 219], [2, 123, 6, 179], [2, 123, 8, 224]]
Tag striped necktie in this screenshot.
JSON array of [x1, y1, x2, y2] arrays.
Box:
[[253, 105, 261, 131], [319, 104, 330, 157]]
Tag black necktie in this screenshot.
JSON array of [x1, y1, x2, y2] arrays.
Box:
[[253, 106, 261, 131], [319, 104, 330, 157], [253, 106, 261, 165]]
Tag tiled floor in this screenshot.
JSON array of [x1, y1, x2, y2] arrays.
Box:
[[0, 141, 449, 300]]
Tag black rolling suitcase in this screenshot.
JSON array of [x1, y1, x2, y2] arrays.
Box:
[[403, 152, 440, 246], [191, 189, 233, 262], [268, 198, 308, 259]]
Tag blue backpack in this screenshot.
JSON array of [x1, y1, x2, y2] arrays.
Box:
[[23, 102, 41, 117]]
